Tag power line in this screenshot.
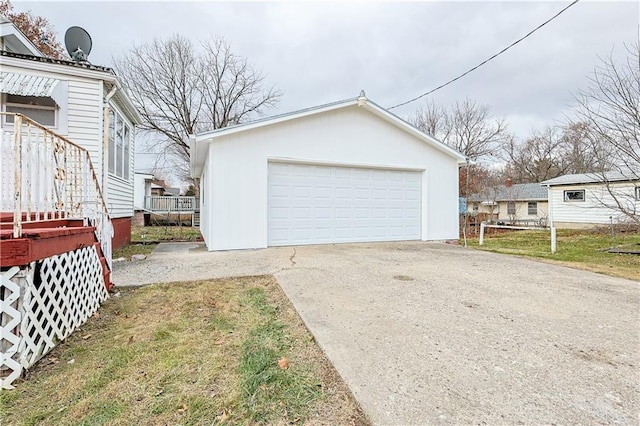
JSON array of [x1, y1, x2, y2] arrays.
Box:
[[388, 0, 581, 110]]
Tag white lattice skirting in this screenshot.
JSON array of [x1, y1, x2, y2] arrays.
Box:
[[0, 245, 108, 390]]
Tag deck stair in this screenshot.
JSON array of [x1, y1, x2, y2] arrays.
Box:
[[0, 113, 112, 389]]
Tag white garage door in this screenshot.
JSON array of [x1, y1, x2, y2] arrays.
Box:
[[268, 162, 421, 246]]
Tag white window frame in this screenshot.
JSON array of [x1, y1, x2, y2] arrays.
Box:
[[0, 81, 68, 134], [635, 186, 640, 201], [2, 93, 57, 127], [108, 105, 133, 181], [527, 201, 537, 216], [564, 190, 585, 202]]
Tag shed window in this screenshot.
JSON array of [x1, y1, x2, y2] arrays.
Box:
[[527, 202, 537, 216], [473, 202, 479, 212], [507, 201, 516, 215], [636, 186, 640, 201], [564, 190, 585, 202]]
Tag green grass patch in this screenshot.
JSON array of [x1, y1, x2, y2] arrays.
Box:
[[113, 226, 202, 260], [112, 242, 157, 260], [0, 277, 368, 425], [467, 228, 640, 281], [131, 225, 202, 243], [238, 286, 321, 423]]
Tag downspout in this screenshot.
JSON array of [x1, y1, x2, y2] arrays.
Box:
[[102, 83, 119, 202]]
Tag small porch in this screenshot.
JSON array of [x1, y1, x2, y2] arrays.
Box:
[[137, 196, 200, 227]]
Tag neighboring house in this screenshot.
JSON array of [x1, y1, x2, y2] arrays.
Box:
[[542, 171, 640, 228], [133, 172, 154, 226], [496, 182, 548, 223], [0, 20, 142, 248], [467, 182, 548, 224], [191, 92, 466, 251]]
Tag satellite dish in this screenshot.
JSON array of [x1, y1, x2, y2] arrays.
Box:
[[64, 26, 92, 63]]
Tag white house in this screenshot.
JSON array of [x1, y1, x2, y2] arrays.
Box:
[[468, 182, 548, 224], [191, 92, 466, 251], [0, 19, 142, 248], [133, 172, 154, 225], [542, 171, 639, 228]]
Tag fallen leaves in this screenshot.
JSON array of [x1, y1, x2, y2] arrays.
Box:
[[216, 410, 230, 422], [278, 357, 290, 370]]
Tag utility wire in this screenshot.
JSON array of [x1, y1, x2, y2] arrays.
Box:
[[388, 0, 581, 110]]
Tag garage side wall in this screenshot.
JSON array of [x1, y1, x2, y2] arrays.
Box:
[[205, 106, 460, 250]]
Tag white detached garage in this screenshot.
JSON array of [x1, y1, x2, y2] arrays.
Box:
[[191, 92, 466, 251]]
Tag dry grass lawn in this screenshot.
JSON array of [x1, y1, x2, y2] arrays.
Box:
[[0, 276, 368, 425]]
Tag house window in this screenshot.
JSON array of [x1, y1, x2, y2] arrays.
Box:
[[4, 94, 57, 126], [636, 186, 640, 201], [564, 190, 585, 202], [108, 107, 132, 180], [473, 202, 479, 212], [528, 202, 537, 216], [507, 201, 516, 215]]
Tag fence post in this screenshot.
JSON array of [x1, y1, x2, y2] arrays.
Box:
[[13, 116, 23, 238], [551, 227, 557, 254], [479, 222, 485, 246]]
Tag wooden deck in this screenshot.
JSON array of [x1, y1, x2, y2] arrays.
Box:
[[0, 219, 112, 289]]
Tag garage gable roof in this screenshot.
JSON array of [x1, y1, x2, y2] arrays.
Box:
[[191, 92, 467, 177]]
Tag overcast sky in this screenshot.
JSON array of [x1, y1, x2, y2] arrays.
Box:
[[15, 0, 640, 173]]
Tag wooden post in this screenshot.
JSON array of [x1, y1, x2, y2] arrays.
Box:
[[13, 116, 22, 239], [479, 222, 485, 246]]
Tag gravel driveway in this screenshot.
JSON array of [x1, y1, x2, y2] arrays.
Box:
[[113, 241, 639, 425]]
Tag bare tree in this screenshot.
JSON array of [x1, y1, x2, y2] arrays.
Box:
[[502, 121, 614, 183], [0, 0, 65, 58], [571, 43, 639, 224], [557, 121, 610, 174], [409, 99, 509, 161], [114, 35, 281, 183], [503, 126, 567, 183]]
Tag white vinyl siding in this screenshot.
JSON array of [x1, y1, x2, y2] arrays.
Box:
[[67, 78, 102, 173], [549, 183, 640, 225], [267, 162, 421, 246]]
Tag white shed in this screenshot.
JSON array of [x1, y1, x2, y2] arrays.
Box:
[[542, 171, 639, 228], [191, 93, 466, 251]]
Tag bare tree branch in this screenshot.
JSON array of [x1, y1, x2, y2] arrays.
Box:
[[408, 99, 509, 161], [114, 35, 282, 184]]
